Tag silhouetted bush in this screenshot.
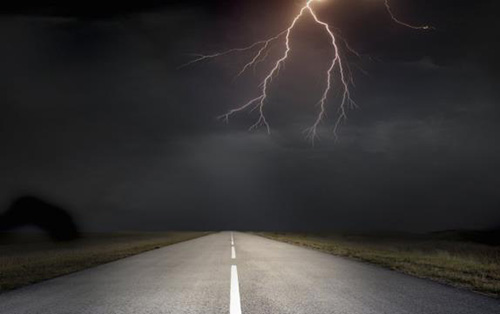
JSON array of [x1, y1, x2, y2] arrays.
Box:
[[0, 196, 80, 241]]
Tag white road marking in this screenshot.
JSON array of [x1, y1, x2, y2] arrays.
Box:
[[231, 232, 234, 245], [230, 265, 242, 314], [231, 246, 236, 259]]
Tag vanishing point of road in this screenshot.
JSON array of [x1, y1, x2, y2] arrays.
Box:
[[0, 232, 499, 313]]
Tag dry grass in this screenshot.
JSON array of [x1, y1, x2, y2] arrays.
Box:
[[0, 232, 210, 291], [258, 232, 500, 298]]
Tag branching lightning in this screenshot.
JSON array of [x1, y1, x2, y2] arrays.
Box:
[[184, 0, 431, 142]]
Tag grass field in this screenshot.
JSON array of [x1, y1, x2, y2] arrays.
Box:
[[0, 231, 209, 291], [258, 231, 500, 298]]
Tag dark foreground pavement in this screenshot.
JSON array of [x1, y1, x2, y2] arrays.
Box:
[[0, 232, 499, 313]]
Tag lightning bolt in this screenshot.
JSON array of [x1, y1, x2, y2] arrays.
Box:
[[184, 0, 431, 142], [384, 0, 433, 30]]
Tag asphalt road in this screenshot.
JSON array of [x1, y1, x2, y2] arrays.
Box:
[[0, 232, 499, 313]]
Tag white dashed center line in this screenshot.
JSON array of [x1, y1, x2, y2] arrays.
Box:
[[230, 232, 241, 313], [230, 265, 242, 314]]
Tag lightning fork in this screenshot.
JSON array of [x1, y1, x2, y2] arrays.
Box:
[[384, 0, 433, 30], [184, 0, 431, 142]]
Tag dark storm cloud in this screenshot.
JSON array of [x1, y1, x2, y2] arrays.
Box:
[[0, 0, 499, 231]]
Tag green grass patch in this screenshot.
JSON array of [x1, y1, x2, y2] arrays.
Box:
[[0, 231, 210, 291], [258, 232, 500, 298]]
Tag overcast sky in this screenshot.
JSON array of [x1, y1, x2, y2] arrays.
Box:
[[0, 0, 499, 232]]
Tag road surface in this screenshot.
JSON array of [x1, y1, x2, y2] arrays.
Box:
[[0, 232, 499, 313]]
